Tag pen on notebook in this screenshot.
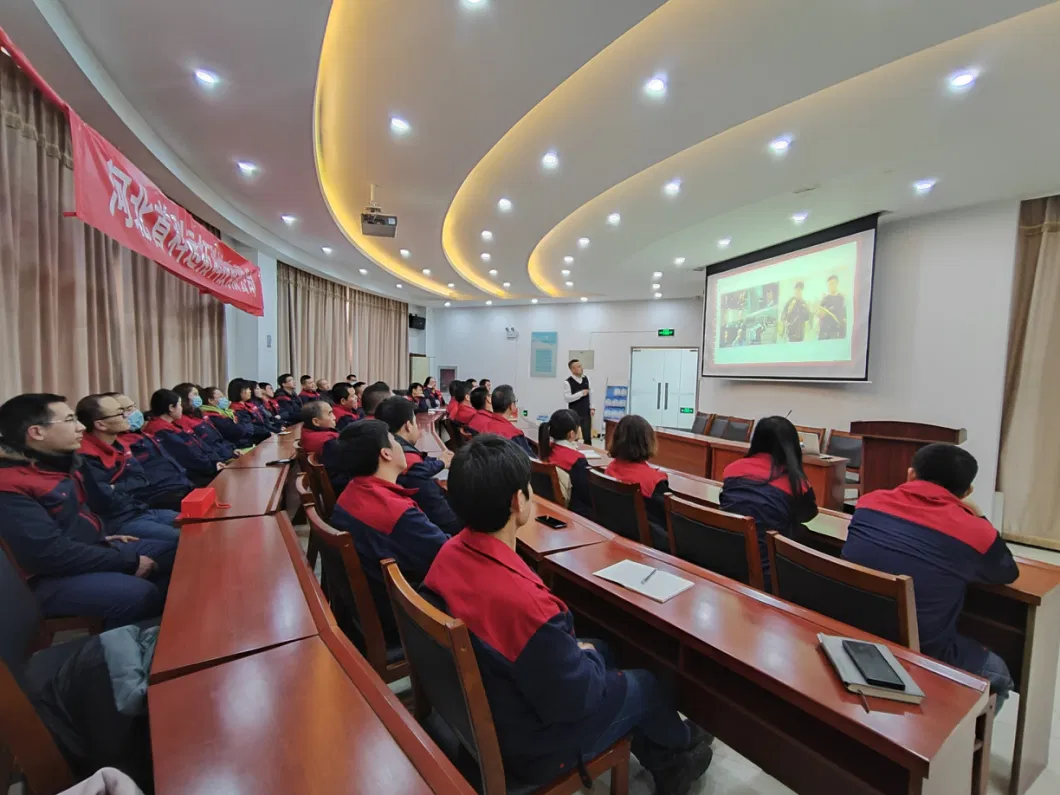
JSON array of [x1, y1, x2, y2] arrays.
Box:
[[640, 569, 657, 585]]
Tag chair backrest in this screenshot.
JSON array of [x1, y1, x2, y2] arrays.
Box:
[[721, 416, 754, 442], [295, 470, 318, 509], [767, 533, 919, 650], [306, 452, 337, 517], [587, 470, 652, 547], [825, 430, 863, 471], [705, 415, 729, 438], [383, 561, 508, 795], [442, 417, 466, 452], [691, 412, 712, 435], [529, 459, 564, 506], [0, 545, 42, 686], [304, 505, 396, 677], [294, 441, 310, 471], [794, 425, 826, 445], [665, 495, 764, 589]]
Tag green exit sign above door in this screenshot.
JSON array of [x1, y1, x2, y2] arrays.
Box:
[[658, 328, 675, 337]]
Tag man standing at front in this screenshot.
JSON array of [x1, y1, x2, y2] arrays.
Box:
[[563, 359, 593, 443]]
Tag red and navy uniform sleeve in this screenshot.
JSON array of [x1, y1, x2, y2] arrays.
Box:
[[208, 414, 255, 448], [235, 407, 272, 444], [399, 458, 462, 537], [415, 397, 431, 414], [978, 535, 1019, 585], [391, 507, 450, 575], [511, 434, 534, 457], [78, 457, 128, 519], [155, 429, 220, 478], [793, 485, 818, 524], [513, 612, 611, 725], [0, 492, 139, 576], [336, 413, 357, 432]]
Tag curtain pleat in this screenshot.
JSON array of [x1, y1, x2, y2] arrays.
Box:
[[0, 54, 226, 406]]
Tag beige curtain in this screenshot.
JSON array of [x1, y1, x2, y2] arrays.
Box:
[[0, 55, 226, 406], [278, 261, 408, 387], [997, 197, 1060, 549]]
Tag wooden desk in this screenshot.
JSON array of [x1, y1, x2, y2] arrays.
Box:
[[151, 514, 318, 683], [150, 636, 472, 795], [653, 428, 713, 477], [708, 439, 847, 511], [226, 428, 300, 468], [179, 465, 287, 523], [518, 496, 613, 562], [541, 538, 988, 795]]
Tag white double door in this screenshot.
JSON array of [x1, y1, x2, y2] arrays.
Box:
[[628, 347, 700, 429]]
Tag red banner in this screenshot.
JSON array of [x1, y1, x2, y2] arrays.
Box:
[[69, 114, 263, 315]]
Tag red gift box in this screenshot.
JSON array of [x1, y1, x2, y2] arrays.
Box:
[[179, 487, 217, 520]]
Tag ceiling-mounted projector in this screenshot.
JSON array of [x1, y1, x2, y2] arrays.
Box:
[[361, 183, 398, 237]]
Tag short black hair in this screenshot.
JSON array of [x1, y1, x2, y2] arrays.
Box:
[[227, 378, 249, 404], [332, 419, 391, 478], [491, 384, 517, 414], [609, 414, 657, 463], [258, 381, 271, 390], [912, 443, 978, 497], [827, 275, 838, 282], [203, 386, 223, 404], [409, 382, 423, 393], [173, 383, 199, 416], [449, 380, 468, 403], [464, 378, 476, 387], [75, 394, 109, 429], [794, 281, 805, 290], [150, 389, 181, 418], [352, 381, 366, 391], [449, 435, 531, 533], [300, 375, 313, 385], [331, 382, 353, 404], [568, 359, 580, 368], [347, 374, 357, 381], [361, 382, 392, 416], [376, 395, 416, 433], [0, 393, 67, 447], [469, 386, 489, 410], [278, 373, 294, 385], [300, 400, 331, 425]]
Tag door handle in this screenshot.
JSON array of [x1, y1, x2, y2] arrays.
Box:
[[656, 383, 661, 410], [664, 382, 669, 410]]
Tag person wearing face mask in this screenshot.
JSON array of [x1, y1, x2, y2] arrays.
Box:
[[96, 392, 193, 512], [199, 385, 256, 449], [74, 395, 182, 543], [0, 393, 176, 628], [143, 390, 227, 484], [172, 383, 239, 461]]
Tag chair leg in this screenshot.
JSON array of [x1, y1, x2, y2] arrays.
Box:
[[609, 750, 630, 795], [971, 694, 996, 795]]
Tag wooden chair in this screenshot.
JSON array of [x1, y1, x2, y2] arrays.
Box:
[[720, 416, 754, 442], [665, 495, 765, 590], [304, 505, 408, 684], [587, 470, 652, 547], [443, 417, 468, 452], [306, 452, 337, 518], [529, 459, 564, 507], [825, 429, 863, 497], [294, 473, 321, 572], [691, 412, 713, 435], [382, 561, 631, 795], [794, 424, 826, 446], [705, 415, 729, 438]]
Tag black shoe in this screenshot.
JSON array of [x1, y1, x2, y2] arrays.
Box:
[[684, 720, 714, 748], [647, 738, 713, 795]]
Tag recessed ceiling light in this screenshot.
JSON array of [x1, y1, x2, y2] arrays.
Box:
[[948, 68, 979, 92], [444, 301, 452, 307], [447, 282, 455, 288], [563, 255, 574, 264], [674, 257, 686, 266], [541, 150, 559, 169], [531, 298, 538, 304], [486, 300, 493, 306], [390, 116, 411, 135], [651, 283, 661, 290], [400, 249, 411, 258], [718, 237, 732, 248], [663, 179, 682, 197], [481, 230, 493, 241], [565, 281, 574, 287], [462, 0, 487, 8], [652, 271, 662, 279], [359, 268, 368, 275], [194, 69, 220, 87], [488, 269, 498, 276], [236, 160, 258, 176], [654, 292, 663, 299], [502, 282, 511, 289], [792, 211, 809, 224], [644, 74, 667, 97], [281, 214, 297, 225], [396, 283, 403, 289], [498, 197, 513, 212], [422, 268, 432, 275], [914, 178, 937, 195], [769, 135, 793, 155], [561, 269, 571, 277], [607, 212, 621, 226], [321, 247, 333, 255], [578, 237, 590, 249], [481, 252, 491, 262], [580, 297, 588, 302]]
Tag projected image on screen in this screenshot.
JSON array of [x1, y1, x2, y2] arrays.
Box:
[[703, 217, 876, 381]]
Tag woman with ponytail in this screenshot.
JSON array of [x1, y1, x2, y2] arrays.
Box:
[[538, 408, 593, 518], [719, 415, 818, 590]]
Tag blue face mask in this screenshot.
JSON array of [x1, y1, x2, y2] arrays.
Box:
[[127, 409, 145, 431], [218, 397, 231, 410], [190, 395, 203, 409]]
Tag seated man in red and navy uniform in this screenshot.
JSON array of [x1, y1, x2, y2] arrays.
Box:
[[359, 381, 393, 419], [329, 382, 361, 431], [74, 394, 181, 543], [328, 420, 449, 646], [274, 373, 303, 424], [300, 401, 339, 455], [842, 443, 1018, 710], [103, 391, 193, 511], [298, 375, 320, 404], [466, 386, 493, 435], [605, 414, 671, 550], [375, 396, 461, 536], [424, 435, 713, 791], [719, 416, 817, 591], [468, 385, 533, 456], [445, 380, 476, 426], [0, 393, 175, 629]]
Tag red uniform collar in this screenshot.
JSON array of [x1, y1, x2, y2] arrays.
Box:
[[78, 433, 125, 469], [605, 458, 667, 498], [143, 416, 179, 437], [545, 442, 584, 472], [337, 475, 419, 534], [332, 403, 355, 419], [454, 529, 543, 587]]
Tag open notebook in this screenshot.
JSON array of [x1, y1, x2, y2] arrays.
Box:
[[593, 560, 694, 603]]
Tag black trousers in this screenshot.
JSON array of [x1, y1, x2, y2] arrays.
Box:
[[577, 412, 592, 443]]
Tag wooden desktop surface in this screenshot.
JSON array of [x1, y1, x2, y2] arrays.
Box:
[[225, 426, 301, 468], [542, 538, 987, 794], [179, 465, 287, 523], [150, 637, 458, 795], [518, 496, 614, 561], [151, 514, 318, 684]]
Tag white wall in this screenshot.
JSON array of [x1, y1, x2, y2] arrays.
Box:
[[409, 304, 427, 357], [426, 200, 1020, 512], [224, 246, 278, 384]]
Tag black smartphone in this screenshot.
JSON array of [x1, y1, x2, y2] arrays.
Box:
[[842, 640, 905, 690], [266, 458, 295, 466], [535, 515, 568, 530]]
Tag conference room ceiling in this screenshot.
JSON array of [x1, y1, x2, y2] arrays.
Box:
[[10, 0, 1060, 306]]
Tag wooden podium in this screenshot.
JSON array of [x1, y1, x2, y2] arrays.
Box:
[[849, 421, 967, 495]]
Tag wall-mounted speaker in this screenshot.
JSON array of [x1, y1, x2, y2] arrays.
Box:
[[408, 314, 427, 330]]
